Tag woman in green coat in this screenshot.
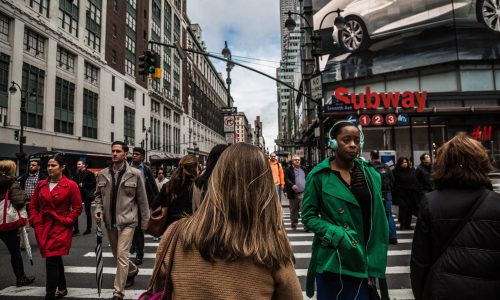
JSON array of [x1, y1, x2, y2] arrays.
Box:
[[302, 121, 388, 300]]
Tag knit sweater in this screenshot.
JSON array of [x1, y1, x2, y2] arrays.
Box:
[[152, 223, 302, 300]]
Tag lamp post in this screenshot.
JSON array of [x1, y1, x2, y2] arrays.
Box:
[[284, 7, 345, 162], [221, 41, 234, 107], [143, 126, 151, 162], [9, 81, 34, 173]]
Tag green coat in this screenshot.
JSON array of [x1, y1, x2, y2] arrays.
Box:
[[302, 157, 389, 297]]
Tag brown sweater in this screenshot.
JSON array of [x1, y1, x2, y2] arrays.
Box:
[[152, 223, 303, 300]]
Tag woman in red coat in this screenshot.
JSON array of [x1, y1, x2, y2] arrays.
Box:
[[29, 153, 82, 300]]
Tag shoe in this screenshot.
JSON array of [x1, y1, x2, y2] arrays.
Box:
[[389, 238, 398, 245], [72, 230, 80, 236], [303, 227, 310, 233], [111, 296, 123, 300], [125, 267, 139, 288], [16, 275, 35, 287], [55, 289, 68, 298], [134, 257, 143, 266], [129, 248, 136, 255], [83, 229, 91, 235], [291, 224, 297, 230]]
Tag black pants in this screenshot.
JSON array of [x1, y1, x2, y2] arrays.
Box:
[[398, 202, 413, 230], [73, 199, 91, 232], [46, 256, 66, 296], [131, 213, 144, 259], [0, 229, 26, 280]]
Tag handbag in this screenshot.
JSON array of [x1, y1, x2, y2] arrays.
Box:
[[145, 205, 169, 238], [0, 191, 27, 232], [137, 220, 183, 300]]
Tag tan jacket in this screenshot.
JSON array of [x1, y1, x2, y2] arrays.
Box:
[[94, 163, 150, 230], [152, 221, 303, 300]]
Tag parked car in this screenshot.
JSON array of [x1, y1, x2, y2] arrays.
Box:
[[489, 172, 500, 193], [314, 0, 500, 53]]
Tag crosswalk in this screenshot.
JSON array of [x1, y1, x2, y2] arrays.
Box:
[[282, 208, 416, 300], [0, 208, 416, 299]]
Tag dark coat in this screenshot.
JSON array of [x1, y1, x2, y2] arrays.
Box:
[[152, 182, 193, 228], [72, 168, 96, 203], [131, 163, 159, 207], [284, 165, 308, 199], [392, 167, 420, 208], [29, 176, 82, 258], [415, 164, 433, 193], [410, 187, 500, 300], [18, 171, 47, 191]]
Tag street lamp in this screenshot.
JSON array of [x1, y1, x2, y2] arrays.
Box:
[[284, 8, 344, 162], [9, 81, 35, 173], [221, 41, 234, 107]]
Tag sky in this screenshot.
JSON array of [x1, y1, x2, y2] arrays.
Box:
[[187, 0, 281, 152]]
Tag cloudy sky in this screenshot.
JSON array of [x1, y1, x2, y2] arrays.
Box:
[[187, 0, 281, 151]]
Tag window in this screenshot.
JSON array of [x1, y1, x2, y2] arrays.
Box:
[[111, 105, 115, 123], [59, 0, 79, 37], [125, 59, 135, 77], [128, 0, 136, 9], [0, 13, 9, 43], [125, 35, 135, 53], [28, 0, 50, 17], [56, 47, 75, 72], [174, 112, 180, 124], [126, 12, 136, 29], [0, 53, 10, 108], [124, 85, 135, 101], [151, 100, 160, 114], [83, 88, 98, 139], [124, 106, 135, 141], [54, 77, 75, 134], [24, 28, 45, 57], [111, 49, 117, 63], [163, 107, 171, 118], [111, 76, 115, 91], [86, 30, 101, 51], [112, 24, 117, 37], [87, 1, 101, 25], [111, 131, 114, 142], [84, 62, 99, 84], [22, 63, 45, 129], [86, 0, 102, 51], [113, 0, 118, 12], [174, 15, 180, 40]]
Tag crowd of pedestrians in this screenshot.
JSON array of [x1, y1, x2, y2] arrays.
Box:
[[1, 127, 500, 299]]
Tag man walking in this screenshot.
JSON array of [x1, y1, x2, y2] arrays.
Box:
[[371, 150, 398, 245], [94, 141, 150, 300], [284, 155, 307, 230], [129, 147, 158, 265], [18, 159, 47, 201], [269, 152, 284, 201], [72, 160, 96, 235], [415, 153, 433, 194]]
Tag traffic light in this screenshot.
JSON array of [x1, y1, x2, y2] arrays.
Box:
[[14, 130, 19, 141], [138, 50, 155, 76], [151, 52, 162, 79]]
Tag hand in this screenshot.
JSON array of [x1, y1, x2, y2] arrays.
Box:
[[79, 183, 83, 187], [94, 213, 102, 224], [292, 185, 298, 192]]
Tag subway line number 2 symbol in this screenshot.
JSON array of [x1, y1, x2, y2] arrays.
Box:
[[372, 114, 383, 126]]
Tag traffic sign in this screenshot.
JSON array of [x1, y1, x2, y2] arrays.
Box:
[[224, 116, 235, 132], [225, 132, 235, 144], [372, 114, 383, 126], [346, 115, 358, 124], [311, 73, 323, 100], [359, 114, 371, 126], [385, 113, 397, 126], [397, 113, 410, 125], [221, 107, 237, 114]]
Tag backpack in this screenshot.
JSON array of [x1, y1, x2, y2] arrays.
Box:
[[373, 162, 393, 193]]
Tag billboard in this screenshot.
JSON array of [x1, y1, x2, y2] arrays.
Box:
[[312, 0, 500, 82]]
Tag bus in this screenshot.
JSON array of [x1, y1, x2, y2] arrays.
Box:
[[28, 151, 112, 176]]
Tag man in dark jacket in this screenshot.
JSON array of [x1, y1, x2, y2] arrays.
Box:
[[284, 155, 308, 230], [415, 153, 433, 194], [370, 150, 397, 244], [129, 147, 158, 265], [72, 160, 96, 235]]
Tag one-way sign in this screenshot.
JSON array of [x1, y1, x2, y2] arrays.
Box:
[[221, 107, 237, 114]]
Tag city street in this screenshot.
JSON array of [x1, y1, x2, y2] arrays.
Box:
[[0, 203, 416, 300]]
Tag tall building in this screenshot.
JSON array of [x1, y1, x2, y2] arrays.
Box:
[[0, 0, 228, 169], [234, 111, 251, 143], [277, 0, 301, 147]]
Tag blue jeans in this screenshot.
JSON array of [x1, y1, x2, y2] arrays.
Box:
[[385, 192, 397, 240], [316, 272, 369, 300]]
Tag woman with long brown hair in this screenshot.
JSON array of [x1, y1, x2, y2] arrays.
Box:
[[152, 154, 198, 229], [411, 135, 500, 299], [150, 143, 301, 299]]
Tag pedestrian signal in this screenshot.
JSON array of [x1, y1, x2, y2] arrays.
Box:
[[14, 130, 19, 141]]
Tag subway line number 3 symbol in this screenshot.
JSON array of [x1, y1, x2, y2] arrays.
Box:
[[372, 114, 384, 126], [385, 113, 397, 126]]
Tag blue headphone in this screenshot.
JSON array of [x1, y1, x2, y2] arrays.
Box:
[[328, 120, 365, 153]]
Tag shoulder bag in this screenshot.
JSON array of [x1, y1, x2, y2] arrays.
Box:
[[138, 220, 183, 300], [0, 191, 27, 232], [145, 205, 169, 238]]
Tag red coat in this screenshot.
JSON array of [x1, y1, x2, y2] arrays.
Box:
[[29, 176, 82, 258]]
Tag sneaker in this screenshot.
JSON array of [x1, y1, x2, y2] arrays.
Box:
[[111, 296, 123, 300], [291, 224, 297, 230], [134, 257, 143, 266], [55, 289, 67, 298], [16, 275, 35, 287], [72, 230, 80, 236], [83, 229, 91, 235], [125, 267, 139, 288]]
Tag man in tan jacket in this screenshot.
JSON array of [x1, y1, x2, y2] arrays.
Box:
[[94, 141, 150, 300]]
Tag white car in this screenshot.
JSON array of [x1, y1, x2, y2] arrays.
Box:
[[314, 0, 500, 53]]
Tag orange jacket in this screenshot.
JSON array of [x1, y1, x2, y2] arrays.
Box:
[[269, 160, 285, 188]]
